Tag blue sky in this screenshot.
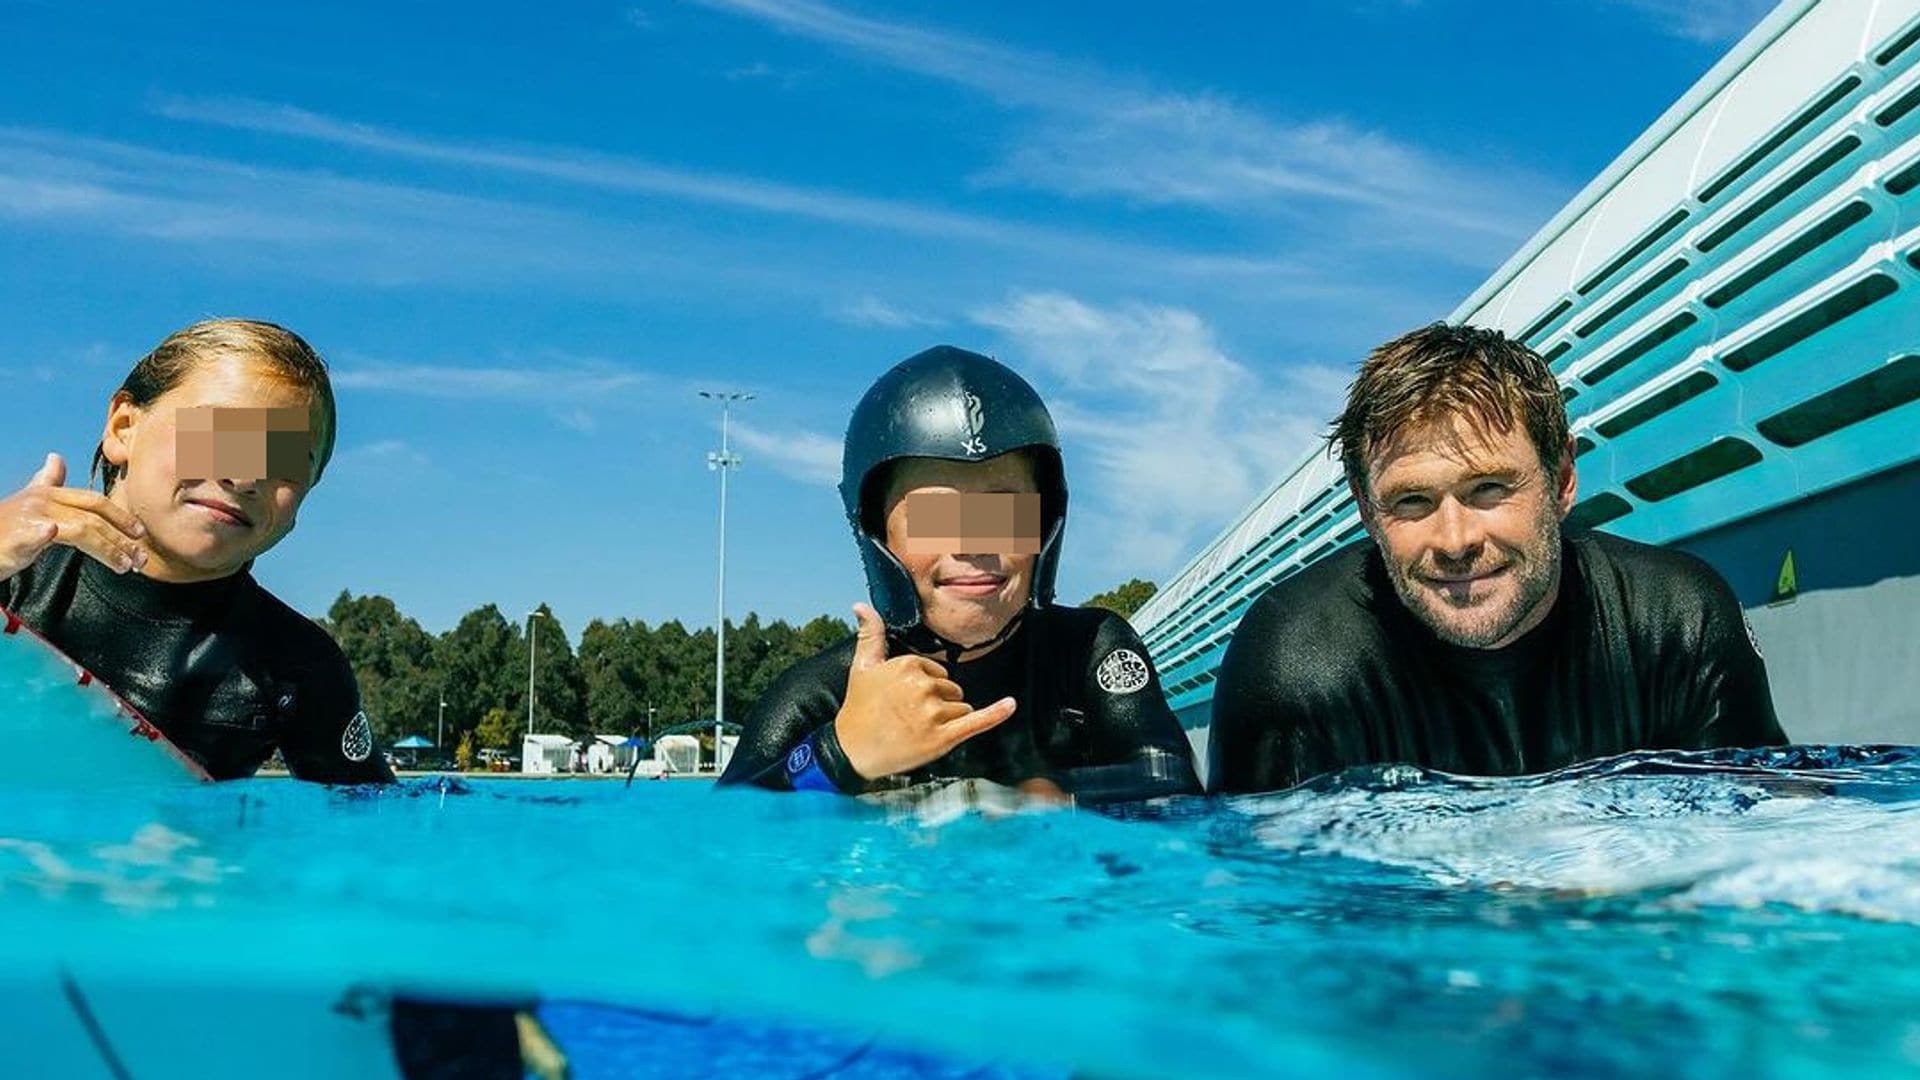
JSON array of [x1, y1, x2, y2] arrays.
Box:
[[0, 0, 1773, 636]]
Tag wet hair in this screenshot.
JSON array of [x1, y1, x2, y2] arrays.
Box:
[[91, 319, 338, 494], [1330, 322, 1569, 497]]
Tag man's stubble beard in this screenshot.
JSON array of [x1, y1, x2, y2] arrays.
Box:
[[1384, 505, 1564, 649]]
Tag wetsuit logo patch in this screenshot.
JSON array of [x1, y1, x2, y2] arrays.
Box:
[[786, 742, 814, 776], [1096, 649, 1149, 695], [341, 711, 373, 763]]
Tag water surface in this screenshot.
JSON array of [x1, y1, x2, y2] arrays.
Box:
[[5, 746, 1919, 1078]]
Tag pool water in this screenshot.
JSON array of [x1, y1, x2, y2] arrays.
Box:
[[5, 746, 1920, 1078]]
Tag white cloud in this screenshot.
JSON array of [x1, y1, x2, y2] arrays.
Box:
[[151, 96, 981, 235], [149, 97, 1298, 277], [971, 291, 1344, 576], [326, 439, 434, 486], [0, 126, 682, 283], [724, 61, 803, 87], [1, 125, 1001, 303], [332, 361, 658, 402], [0, 174, 121, 216], [553, 408, 600, 435], [689, 0, 1095, 107], [0, 363, 59, 383], [829, 295, 946, 329], [0, 138, 377, 248], [729, 421, 842, 486], [332, 358, 675, 435], [1605, 0, 1773, 43], [334, 439, 430, 467], [0, 341, 121, 386], [691, 0, 1562, 256]]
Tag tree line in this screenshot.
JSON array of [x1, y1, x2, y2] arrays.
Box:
[[321, 592, 852, 753], [320, 576, 1156, 754]]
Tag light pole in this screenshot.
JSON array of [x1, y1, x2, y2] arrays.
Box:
[[436, 695, 447, 749], [646, 703, 656, 743], [526, 608, 547, 737], [700, 389, 752, 772]]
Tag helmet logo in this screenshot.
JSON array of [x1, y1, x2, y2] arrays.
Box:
[[1096, 649, 1150, 695], [961, 391, 987, 456]]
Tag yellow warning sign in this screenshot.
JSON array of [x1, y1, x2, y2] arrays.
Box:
[[1771, 548, 1798, 604]]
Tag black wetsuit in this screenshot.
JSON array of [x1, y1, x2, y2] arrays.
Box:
[[719, 604, 1201, 801], [1, 546, 392, 783], [1210, 530, 1788, 794]]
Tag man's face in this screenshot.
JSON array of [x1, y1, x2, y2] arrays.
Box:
[[1359, 412, 1576, 649], [882, 453, 1041, 649]]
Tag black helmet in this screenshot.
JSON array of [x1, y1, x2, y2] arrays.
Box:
[[840, 345, 1068, 632]]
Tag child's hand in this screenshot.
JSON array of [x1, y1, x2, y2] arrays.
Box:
[[0, 453, 147, 582], [831, 602, 1017, 780]]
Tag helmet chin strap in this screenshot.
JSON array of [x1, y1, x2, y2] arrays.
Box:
[[896, 609, 1028, 666]]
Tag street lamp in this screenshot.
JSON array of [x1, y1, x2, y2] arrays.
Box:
[[646, 703, 656, 743], [526, 608, 548, 737], [437, 695, 447, 749], [700, 389, 752, 771]]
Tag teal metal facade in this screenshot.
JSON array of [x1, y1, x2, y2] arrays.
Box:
[[1135, 0, 1920, 746]]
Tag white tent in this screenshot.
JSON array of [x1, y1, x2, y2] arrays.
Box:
[[584, 734, 633, 774], [654, 734, 700, 775], [716, 734, 739, 774], [521, 734, 574, 775]]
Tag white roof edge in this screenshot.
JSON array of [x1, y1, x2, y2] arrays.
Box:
[[1136, 445, 1340, 626], [1448, 0, 1822, 324]]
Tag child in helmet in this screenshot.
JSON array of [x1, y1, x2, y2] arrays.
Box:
[[719, 346, 1200, 802]]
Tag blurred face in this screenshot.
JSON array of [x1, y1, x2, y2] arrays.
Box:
[[1359, 412, 1576, 649], [883, 453, 1041, 653], [98, 354, 323, 583]]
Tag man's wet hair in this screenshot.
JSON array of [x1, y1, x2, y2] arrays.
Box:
[[92, 319, 338, 494], [1330, 322, 1569, 497]]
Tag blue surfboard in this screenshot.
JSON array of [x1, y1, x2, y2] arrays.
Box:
[[0, 606, 209, 786]]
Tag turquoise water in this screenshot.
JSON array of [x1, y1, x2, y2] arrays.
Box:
[[5, 747, 1920, 1078]]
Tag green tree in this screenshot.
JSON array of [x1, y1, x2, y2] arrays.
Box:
[[433, 605, 523, 751], [793, 613, 854, 656], [738, 616, 796, 711], [578, 616, 695, 739], [653, 620, 712, 729], [318, 586, 870, 756], [722, 613, 775, 723], [474, 706, 518, 751], [321, 590, 438, 745], [1084, 578, 1158, 621], [526, 603, 588, 737], [580, 618, 647, 738], [730, 613, 854, 716]]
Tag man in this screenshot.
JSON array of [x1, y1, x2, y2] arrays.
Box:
[[1209, 323, 1786, 794], [719, 345, 1199, 802]]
